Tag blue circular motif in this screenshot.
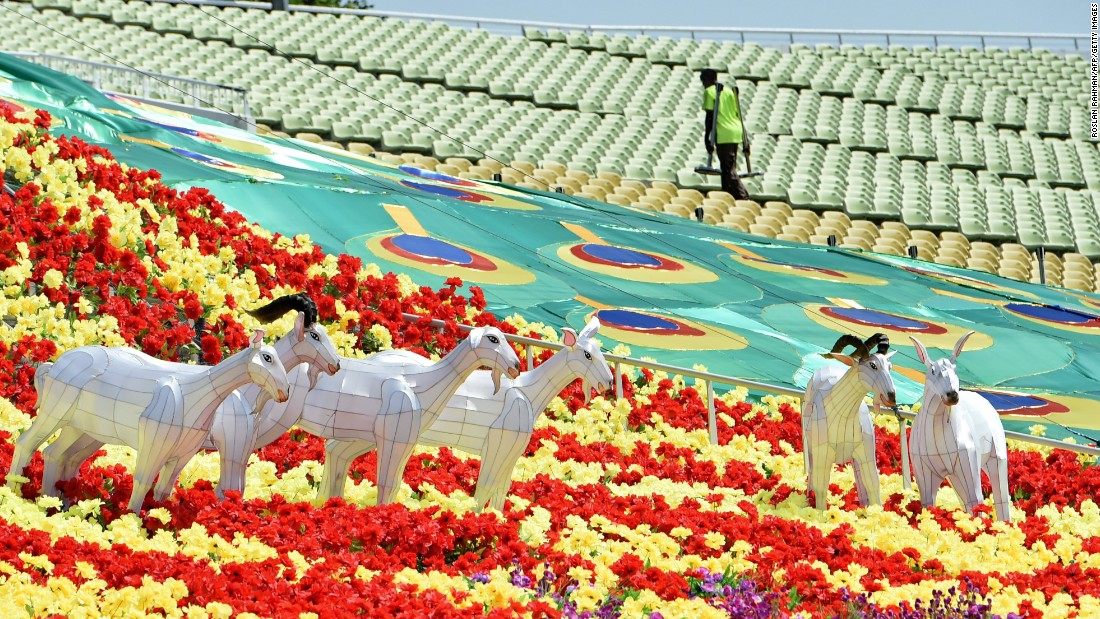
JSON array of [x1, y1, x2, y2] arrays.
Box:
[[830, 308, 930, 330], [390, 234, 473, 265], [597, 310, 679, 331], [581, 245, 662, 267], [1005, 303, 1096, 325]]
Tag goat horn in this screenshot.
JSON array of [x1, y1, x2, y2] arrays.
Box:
[[828, 334, 867, 359], [864, 333, 889, 355]]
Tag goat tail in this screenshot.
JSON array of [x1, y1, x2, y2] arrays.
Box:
[[246, 294, 317, 327]]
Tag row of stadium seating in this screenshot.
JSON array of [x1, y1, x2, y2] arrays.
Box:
[[5, 0, 1098, 289]]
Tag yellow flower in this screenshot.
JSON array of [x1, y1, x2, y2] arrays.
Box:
[[703, 532, 725, 550], [41, 269, 63, 290]]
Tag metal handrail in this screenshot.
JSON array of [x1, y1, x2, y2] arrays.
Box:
[[5, 52, 252, 125], [402, 313, 1100, 457], [143, 0, 1083, 51]]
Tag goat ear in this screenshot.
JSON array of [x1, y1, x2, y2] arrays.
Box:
[[294, 312, 307, 342], [951, 331, 975, 361], [579, 317, 600, 340], [250, 330, 266, 348], [467, 328, 482, 348], [562, 328, 578, 348], [909, 336, 931, 366], [828, 353, 857, 368]]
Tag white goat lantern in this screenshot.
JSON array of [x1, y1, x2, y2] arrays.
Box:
[[42, 294, 342, 502], [279, 326, 522, 505], [909, 332, 1011, 521], [389, 318, 612, 511], [802, 333, 897, 510], [9, 330, 290, 513]]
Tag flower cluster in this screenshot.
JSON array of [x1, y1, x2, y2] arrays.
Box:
[[1, 107, 1100, 618]]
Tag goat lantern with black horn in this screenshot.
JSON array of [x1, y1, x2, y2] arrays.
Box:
[[801, 333, 897, 510]]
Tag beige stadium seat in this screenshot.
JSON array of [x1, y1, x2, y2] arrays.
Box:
[[718, 220, 749, 232], [762, 201, 793, 218], [348, 142, 375, 156], [1063, 253, 1094, 268], [1062, 272, 1095, 290], [542, 161, 568, 175], [478, 158, 505, 173], [699, 204, 726, 222], [435, 163, 463, 177], [809, 234, 832, 246], [749, 222, 781, 238], [873, 237, 906, 256], [677, 188, 705, 204], [597, 170, 623, 184], [781, 226, 811, 243], [565, 169, 591, 184], [620, 179, 648, 194], [500, 169, 525, 184], [934, 254, 966, 268], [605, 194, 632, 206], [908, 243, 936, 261], [787, 214, 819, 232], [614, 186, 642, 202], [966, 256, 998, 273], [791, 209, 821, 225], [509, 160, 536, 175], [759, 206, 792, 224], [815, 225, 846, 242], [846, 227, 879, 246], [821, 210, 852, 228], [879, 227, 911, 245], [880, 220, 910, 235], [652, 180, 679, 195], [645, 187, 674, 202], [466, 165, 494, 180], [909, 229, 940, 247], [721, 214, 752, 231], [579, 185, 608, 200], [755, 215, 786, 233], [664, 203, 693, 219], [588, 177, 616, 192], [707, 191, 736, 207], [554, 176, 584, 192], [445, 157, 472, 170], [940, 230, 971, 248], [734, 199, 763, 215]]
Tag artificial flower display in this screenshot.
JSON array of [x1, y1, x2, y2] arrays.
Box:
[[2, 105, 1099, 618]]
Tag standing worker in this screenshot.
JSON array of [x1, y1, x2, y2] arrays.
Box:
[[700, 68, 750, 201]]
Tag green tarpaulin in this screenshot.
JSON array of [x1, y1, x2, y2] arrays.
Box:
[[3, 53, 1099, 443]]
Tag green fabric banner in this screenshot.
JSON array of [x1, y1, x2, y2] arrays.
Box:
[[3, 53, 1099, 443]]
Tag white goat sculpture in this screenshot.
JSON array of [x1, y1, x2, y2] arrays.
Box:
[[802, 333, 897, 510], [271, 326, 522, 505], [909, 332, 1011, 521], [341, 318, 614, 512], [9, 330, 291, 513], [39, 294, 342, 502]]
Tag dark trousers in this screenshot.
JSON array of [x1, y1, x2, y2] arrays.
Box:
[[716, 142, 749, 200]]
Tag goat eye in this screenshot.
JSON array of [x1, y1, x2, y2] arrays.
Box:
[[584, 351, 592, 360], [262, 353, 273, 363], [310, 331, 320, 340], [487, 335, 499, 344], [869, 362, 877, 370]]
